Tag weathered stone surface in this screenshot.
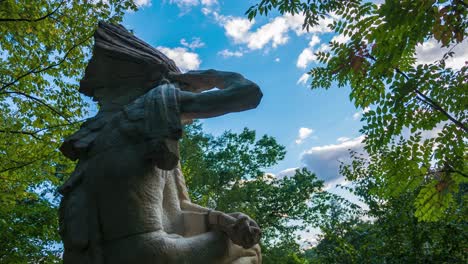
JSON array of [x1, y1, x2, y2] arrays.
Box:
[[59, 22, 263, 264]]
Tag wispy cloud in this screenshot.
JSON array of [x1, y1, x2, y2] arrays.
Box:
[[134, 0, 152, 7], [336, 137, 351, 143], [301, 136, 366, 184], [297, 73, 310, 85], [352, 107, 370, 121], [169, 0, 218, 14], [217, 49, 243, 58], [295, 127, 314, 144], [297, 35, 330, 69], [180, 37, 205, 50]]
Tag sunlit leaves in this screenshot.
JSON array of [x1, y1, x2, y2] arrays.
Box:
[[248, 0, 467, 222], [0, 0, 138, 261]]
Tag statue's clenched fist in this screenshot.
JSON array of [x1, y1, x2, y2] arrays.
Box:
[[208, 211, 261, 249]]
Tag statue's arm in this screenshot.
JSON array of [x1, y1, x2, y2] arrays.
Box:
[[171, 70, 263, 119]]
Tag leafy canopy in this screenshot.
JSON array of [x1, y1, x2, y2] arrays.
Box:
[[0, 1, 138, 262], [181, 122, 331, 263], [246, 0, 467, 221], [307, 163, 467, 263]]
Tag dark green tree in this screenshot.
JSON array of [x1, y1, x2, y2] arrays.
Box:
[[306, 151, 467, 263], [180, 122, 327, 263]]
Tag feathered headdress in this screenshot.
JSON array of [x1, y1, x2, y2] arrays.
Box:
[[79, 21, 181, 107]]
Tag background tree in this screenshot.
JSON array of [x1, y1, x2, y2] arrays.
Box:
[[305, 156, 467, 263], [0, 1, 138, 262], [181, 122, 330, 263], [246, 0, 467, 221]]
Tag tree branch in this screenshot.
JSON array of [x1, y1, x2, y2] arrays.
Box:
[[0, 158, 41, 174], [0, 129, 41, 140], [413, 89, 467, 133], [0, 0, 64, 23], [2, 91, 71, 123], [33, 119, 85, 133], [367, 55, 467, 133], [0, 119, 85, 139], [0, 34, 92, 93], [0, 146, 61, 175]]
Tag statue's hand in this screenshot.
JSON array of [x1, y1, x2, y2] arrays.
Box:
[[225, 212, 261, 249], [208, 211, 261, 248], [169, 70, 243, 92]]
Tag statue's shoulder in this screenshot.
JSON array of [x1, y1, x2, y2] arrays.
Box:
[[60, 114, 111, 161], [60, 85, 178, 161]]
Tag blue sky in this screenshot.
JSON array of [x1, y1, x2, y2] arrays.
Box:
[[123, 1, 366, 189]]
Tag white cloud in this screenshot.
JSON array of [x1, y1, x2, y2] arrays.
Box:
[[308, 16, 334, 34], [180, 37, 205, 50], [214, 13, 332, 52], [297, 73, 310, 85], [246, 16, 292, 49], [276, 167, 300, 179], [308, 35, 321, 47], [218, 49, 243, 58], [134, 0, 151, 6], [337, 137, 351, 143], [296, 42, 330, 69], [331, 34, 350, 44], [352, 106, 370, 120], [201, 0, 217, 6], [297, 48, 315, 69], [222, 17, 254, 43], [169, 0, 198, 8], [296, 35, 321, 69], [157, 46, 201, 72], [295, 127, 314, 144], [416, 38, 468, 69], [301, 136, 366, 183], [275, 58, 280, 62], [352, 112, 361, 120], [170, 0, 218, 14]]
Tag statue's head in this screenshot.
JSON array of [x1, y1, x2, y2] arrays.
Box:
[[80, 22, 181, 111]]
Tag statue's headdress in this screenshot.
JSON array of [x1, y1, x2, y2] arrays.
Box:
[[80, 21, 181, 108], [60, 22, 185, 161]]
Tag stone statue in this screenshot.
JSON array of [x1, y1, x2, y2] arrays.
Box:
[[58, 22, 263, 264]]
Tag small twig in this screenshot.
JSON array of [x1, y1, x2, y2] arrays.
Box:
[[445, 163, 468, 178], [0, 145, 61, 174], [0, 0, 64, 22], [0, 129, 41, 140], [0, 119, 85, 138], [0, 158, 41, 174], [34, 119, 85, 133], [439, 42, 461, 63], [0, 34, 92, 93], [0, 175, 35, 183], [367, 55, 467, 133], [2, 91, 71, 123]]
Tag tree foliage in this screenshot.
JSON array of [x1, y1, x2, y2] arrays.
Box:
[[306, 165, 467, 263], [180, 122, 328, 263], [0, 1, 138, 262], [247, 0, 467, 221]]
